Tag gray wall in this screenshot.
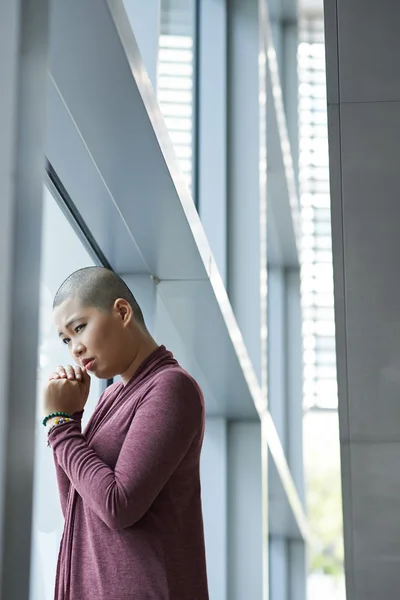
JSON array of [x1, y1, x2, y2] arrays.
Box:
[[325, 1, 400, 598]]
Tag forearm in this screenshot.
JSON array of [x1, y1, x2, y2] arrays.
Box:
[[49, 422, 138, 530], [53, 454, 70, 518], [50, 411, 84, 518]]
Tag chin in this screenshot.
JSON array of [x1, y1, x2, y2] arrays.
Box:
[[95, 367, 118, 381]]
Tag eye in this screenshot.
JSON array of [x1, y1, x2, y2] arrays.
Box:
[[75, 324, 86, 334], [62, 337, 71, 345]]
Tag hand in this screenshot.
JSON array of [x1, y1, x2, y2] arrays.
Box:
[[44, 365, 91, 416], [49, 364, 85, 382], [49, 364, 91, 408]]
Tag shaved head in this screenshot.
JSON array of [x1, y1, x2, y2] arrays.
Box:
[[53, 266, 145, 326]]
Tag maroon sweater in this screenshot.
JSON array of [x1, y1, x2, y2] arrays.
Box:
[[49, 346, 209, 600]]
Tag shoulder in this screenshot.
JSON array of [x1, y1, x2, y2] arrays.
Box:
[[143, 366, 204, 414], [154, 366, 202, 396]]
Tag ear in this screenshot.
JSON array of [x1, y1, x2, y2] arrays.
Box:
[[113, 298, 133, 325]]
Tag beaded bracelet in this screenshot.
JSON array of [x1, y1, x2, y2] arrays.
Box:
[[47, 417, 74, 445], [47, 417, 73, 434], [42, 411, 73, 427]]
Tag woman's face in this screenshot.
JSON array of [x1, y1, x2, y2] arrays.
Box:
[[54, 296, 136, 380]]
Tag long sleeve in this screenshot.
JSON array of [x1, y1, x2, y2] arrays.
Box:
[[52, 410, 84, 518], [53, 454, 70, 518], [48, 372, 203, 530]]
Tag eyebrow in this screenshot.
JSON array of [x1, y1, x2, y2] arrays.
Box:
[[58, 318, 82, 338]]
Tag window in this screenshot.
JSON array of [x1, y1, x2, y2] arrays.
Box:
[[298, 19, 337, 411], [158, 0, 196, 194], [299, 20, 345, 592], [30, 185, 104, 600]]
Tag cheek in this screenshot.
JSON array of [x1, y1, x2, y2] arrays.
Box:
[[86, 323, 108, 350], [91, 324, 120, 359]]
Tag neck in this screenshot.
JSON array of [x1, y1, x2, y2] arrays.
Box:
[[120, 330, 159, 385]]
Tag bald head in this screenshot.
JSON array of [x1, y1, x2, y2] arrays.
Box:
[[53, 266, 145, 326]]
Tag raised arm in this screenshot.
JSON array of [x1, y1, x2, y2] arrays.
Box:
[[48, 371, 203, 530]]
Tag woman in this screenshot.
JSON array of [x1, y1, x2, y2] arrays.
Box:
[[43, 266, 209, 600]]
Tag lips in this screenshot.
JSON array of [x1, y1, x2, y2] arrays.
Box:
[[81, 358, 95, 370]]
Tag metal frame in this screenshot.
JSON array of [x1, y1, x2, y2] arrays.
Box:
[[45, 162, 111, 270]]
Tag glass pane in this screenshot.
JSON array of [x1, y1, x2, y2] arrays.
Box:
[[158, 0, 196, 196], [30, 186, 104, 600]]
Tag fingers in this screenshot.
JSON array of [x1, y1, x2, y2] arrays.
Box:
[[48, 365, 83, 381], [73, 365, 83, 381], [81, 366, 91, 384], [48, 366, 66, 381], [65, 365, 76, 380]]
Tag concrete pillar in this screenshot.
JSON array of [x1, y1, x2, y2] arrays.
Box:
[[268, 267, 288, 448], [289, 540, 306, 600], [198, 0, 228, 285], [227, 0, 266, 382], [268, 266, 289, 600], [286, 268, 305, 502], [324, 1, 400, 596], [270, 537, 289, 600], [228, 422, 263, 600], [286, 269, 306, 600], [0, 0, 49, 596], [268, 266, 306, 600], [201, 418, 228, 600]]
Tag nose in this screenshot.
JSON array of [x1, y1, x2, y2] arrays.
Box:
[[71, 341, 85, 358]]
